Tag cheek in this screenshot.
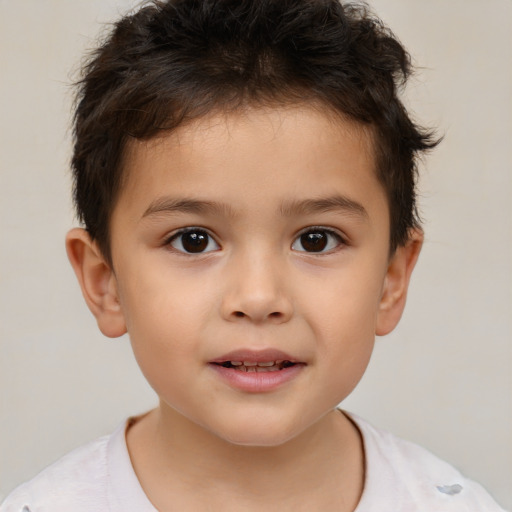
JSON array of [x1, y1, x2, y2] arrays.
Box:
[[298, 264, 383, 388], [117, 263, 218, 371], [120, 256, 214, 323], [123, 291, 206, 400], [316, 297, 376, 401], [301, 264, 385, 340]]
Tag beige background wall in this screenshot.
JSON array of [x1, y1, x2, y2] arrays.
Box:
[[1, 0, 510, 508]]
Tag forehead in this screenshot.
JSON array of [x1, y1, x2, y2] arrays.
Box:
[[116, 105, 386, 222]]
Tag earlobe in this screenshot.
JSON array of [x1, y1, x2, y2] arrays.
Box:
[[65, 228, 127, 338], [375, 229, 423, 336]]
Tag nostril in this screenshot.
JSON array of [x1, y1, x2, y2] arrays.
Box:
[[233, 311, 282, 319]]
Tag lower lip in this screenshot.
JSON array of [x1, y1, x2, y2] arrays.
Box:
[[209, 364, 305, 393]]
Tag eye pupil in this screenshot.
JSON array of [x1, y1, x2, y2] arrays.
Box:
[[182, 231, 209, 253], [300, 232, 328, 252]]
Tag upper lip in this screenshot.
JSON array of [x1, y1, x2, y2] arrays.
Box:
[[210, 348, 301, 364]]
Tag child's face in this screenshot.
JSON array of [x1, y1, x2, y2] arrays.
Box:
[[84, 106, 418, 446]]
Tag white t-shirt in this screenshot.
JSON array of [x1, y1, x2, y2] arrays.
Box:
[[1, 412, 506, 512]]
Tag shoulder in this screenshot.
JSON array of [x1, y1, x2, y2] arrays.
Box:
[[1, 433, 110, 512], [348, 412, 507, 512]]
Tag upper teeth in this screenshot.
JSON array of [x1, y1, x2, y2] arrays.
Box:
[[231, 360, 284, 367]]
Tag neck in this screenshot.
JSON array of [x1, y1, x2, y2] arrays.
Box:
[[127, 405, 364, 511]]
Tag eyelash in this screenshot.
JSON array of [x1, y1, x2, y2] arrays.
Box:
[[164, 226, 346, 255]]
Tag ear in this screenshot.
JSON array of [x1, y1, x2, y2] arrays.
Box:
[[375, 229, 423, 336], [65, 228, 127, 338]]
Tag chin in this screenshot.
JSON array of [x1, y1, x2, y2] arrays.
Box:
[[222, 432, 299, 448], [208, 412, 307, 448], [223, 431, 295, 447]]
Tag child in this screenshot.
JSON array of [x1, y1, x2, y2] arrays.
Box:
[[1, 0, 506, 510]]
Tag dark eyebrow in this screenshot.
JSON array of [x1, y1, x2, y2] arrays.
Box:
[[142, 197, 234, 219], [142, 195, 367, 220], [279, 195, 368, 219]]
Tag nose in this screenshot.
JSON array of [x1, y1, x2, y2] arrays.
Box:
[[220, 250, 293, 324]]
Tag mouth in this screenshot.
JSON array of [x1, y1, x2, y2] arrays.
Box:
[[208, 349, 305, 392], [213, 360, 298, 372]]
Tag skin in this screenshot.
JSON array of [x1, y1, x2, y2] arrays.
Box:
[[66, 106, 422, 511]]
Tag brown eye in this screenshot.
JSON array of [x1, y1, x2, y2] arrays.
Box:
[[300, 232, 327, 252], [292, 229, 343, 253], [169, 229, 219, 254]]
